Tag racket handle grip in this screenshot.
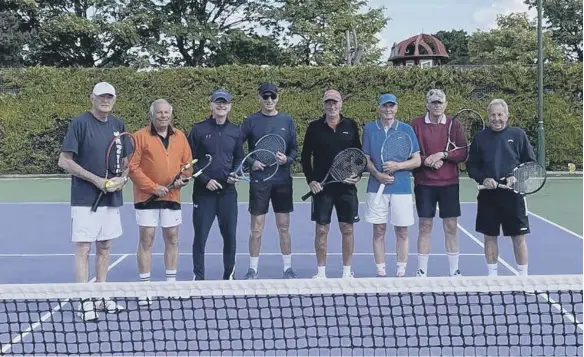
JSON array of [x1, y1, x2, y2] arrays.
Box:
[[91, 191, 105, 212], [373, 184, 385, 205], [301, 191, 313, 201]]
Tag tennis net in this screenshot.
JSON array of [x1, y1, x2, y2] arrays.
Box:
[[0, 274, 582, 356]]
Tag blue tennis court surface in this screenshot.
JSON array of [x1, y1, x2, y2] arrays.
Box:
[[0, 202, 582, 356]]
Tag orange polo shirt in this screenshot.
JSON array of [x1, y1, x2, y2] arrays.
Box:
[[129, 125, 193, 204]]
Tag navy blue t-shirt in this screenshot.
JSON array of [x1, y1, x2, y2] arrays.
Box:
[[61, 112, 127, 207], [240, 111, 298, 184]]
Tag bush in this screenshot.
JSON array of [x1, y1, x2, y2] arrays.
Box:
[[0, 64, 581, 174]]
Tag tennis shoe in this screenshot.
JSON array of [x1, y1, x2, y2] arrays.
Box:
[[451, 270, 462, 277], [96, 299, 125, 313], [76, 300, 99, 321], [416, 269, 427, 277], [312, 274, 327, 279], [283, 268, 298, 279], [342, 272, 355, 279], [243, 268, 258, 280], [376, 269, 387, 277]]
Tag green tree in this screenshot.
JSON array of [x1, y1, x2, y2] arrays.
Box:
[[262, 0, 389, 66], [524, 0, 583, 61], [433, 29, 470, 65], [468, 13, 564, 65]]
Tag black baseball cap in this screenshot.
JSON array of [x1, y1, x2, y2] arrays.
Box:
[[258, 82, 278, 95]]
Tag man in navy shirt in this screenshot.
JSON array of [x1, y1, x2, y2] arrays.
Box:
[[240, 83, 299, 279], [188, 89, 244, 281], [301, 89, 361, 279], [466, 99, 536, 277], [58, 82, 126, 321], [362, 94, 421, 277]]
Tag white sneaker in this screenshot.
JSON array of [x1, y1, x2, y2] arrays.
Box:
[[451, 269, 462, 277], [312, 274, 327, 279], [77, 300, 99, 321], [416, 269, 427, 277], [96, 299, 125, 313], [342, 272, 355, 279]]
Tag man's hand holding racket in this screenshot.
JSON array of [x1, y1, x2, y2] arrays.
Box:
[[424, 152, 446, 168]]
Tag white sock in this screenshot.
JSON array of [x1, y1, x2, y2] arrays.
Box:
[[249, 256, 259, 271], [282, 255, 292, 271], [447, 252, 460, 275], [487, 263, 498, 276], [417, 254, 429, 273], [317, 266, 326, 277], [397, 262, 407, 275], [165, 270, 177, 282], [376, 263, 386, 272], [517, 264, 528, 276], [139, 272, 150, 282], [343, 266, 351, 276]]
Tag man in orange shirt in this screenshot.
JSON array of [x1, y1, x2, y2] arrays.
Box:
[[129, 99, 193, 289]]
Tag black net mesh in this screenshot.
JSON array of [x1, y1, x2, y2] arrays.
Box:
[[0, 275, 582, 356]]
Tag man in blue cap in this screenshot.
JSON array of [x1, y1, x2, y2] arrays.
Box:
[[240, 82, 299, 279], [188, 89, 244, 281], [362, 93, 421, 277]]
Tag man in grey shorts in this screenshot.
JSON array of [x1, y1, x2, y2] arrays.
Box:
[[58, 82, 127, 321]]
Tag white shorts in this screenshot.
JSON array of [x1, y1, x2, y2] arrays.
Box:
[[71, 206, 123, 243], [135, 209, 182, 228], [364, 192, 415, 226]]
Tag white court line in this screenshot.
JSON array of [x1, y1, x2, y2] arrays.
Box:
[[527, 211, 583, 239], [1, 254, 129, 354], [0, 252, 486, 258], [456, 223, 584, 333]]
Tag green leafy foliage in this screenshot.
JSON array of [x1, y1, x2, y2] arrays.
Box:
[[0, 65, 581, 174]]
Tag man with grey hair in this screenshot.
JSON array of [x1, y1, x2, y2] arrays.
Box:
[[129, 98, 193, 292], [466, 98, 536, 277], [412, 89, 467, 278]]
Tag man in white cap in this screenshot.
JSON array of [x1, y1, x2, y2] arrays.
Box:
[[58, 81, 127, 321]]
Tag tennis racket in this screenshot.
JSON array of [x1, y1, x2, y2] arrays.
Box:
[[230, 149, 279, 183], [91, 132, 136, 212], [446, 109, 485, 170], [142, 158, 199, 205], [301, 148, 367, 201], [373, 130, 413, 204], [187, 154, 213, 182], [478, 161, 547, 196], [254, 133, 287, 164]]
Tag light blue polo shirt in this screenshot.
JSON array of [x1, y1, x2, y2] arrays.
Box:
[[362, 119, 420, 195]]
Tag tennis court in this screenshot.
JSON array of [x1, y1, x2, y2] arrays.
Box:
[[0, 174, 582, 356]]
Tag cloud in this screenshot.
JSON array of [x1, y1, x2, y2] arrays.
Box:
[[473, 0, 537, 30]]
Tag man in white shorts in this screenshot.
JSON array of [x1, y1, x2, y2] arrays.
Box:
[[362, 93, 421, 277], [58, 82, 127, 320], [129, 99, 193, 289]]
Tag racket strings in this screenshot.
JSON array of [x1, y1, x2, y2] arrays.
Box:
[[458, 113, 485, 141], [329, 150, 367, 181], [382, 134, 411, 161], [512, 163, 546, 193], [256, 135, 286, 154]]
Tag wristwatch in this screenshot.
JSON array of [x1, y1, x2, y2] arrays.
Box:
[[442, 152, 448, 159]]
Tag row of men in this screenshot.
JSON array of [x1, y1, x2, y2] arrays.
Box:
[[58, 82, 535, 288]]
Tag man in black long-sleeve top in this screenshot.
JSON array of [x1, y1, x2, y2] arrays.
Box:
[[188, 89, 244, 280], [466, 99, 536, 277], [301, 89, 362, 279]]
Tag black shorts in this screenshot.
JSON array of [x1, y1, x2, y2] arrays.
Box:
[[476, 189, 530, 237], [311, 184, 359, 225], [248, 178, 294, 215], [414, 184, 461, 219]]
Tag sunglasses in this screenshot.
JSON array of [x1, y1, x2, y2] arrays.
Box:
[[262, 93, 277, 100]]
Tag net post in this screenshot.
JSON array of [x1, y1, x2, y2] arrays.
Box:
[[536, 0, 546, 169]]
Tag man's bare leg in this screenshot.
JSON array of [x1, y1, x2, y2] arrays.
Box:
[[137, 226, 156, 282], [314, 224, 330, 278], [162, 226, 179, 281]]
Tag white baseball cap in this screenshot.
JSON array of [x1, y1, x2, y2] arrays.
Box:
[[92, 82, 116, 96]]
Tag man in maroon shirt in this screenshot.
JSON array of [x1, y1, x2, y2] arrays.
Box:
[[411, 89, 468, 277]]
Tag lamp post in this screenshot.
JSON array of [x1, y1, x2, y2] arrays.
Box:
[[536, 0, 546, 168]]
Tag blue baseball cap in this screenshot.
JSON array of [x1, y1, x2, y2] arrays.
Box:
[[379, 93, 398, 105], [211, 89, 231, 103]]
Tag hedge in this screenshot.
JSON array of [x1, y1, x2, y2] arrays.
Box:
[[0, 64, 581, 174]]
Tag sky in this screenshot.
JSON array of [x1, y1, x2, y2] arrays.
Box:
[[368, 0, 538, 59]]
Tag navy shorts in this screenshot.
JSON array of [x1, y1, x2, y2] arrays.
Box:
[[248, 178, 294, 216], [476, 189, 530, 237], [311, 184, 359, 225], [414, 184, 461, 219]]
